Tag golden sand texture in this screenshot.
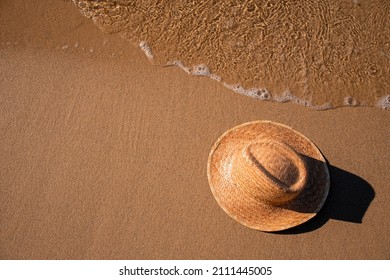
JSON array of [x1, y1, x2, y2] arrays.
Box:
[[68, 0, 390, 109]]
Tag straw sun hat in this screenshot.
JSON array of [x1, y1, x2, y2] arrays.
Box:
[[207, 121, 330, 232]]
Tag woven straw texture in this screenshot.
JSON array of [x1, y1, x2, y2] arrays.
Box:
[[207, 121, 330, 232]]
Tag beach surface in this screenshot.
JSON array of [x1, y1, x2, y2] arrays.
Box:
[[0, 0, 389, 259]]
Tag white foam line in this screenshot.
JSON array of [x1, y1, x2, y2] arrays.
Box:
[[161, 59, 382, 110], [139, 41, 154, 60]]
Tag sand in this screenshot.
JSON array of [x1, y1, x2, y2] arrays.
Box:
[[0, 0, 389, 259]]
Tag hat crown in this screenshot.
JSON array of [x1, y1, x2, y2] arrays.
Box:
[[232, 139, 308, 205]]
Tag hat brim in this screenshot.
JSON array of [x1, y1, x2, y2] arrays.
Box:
[[207, 121, 330, 232]]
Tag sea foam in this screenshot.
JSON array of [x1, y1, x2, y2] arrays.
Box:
[[377, 95, 390, 110]]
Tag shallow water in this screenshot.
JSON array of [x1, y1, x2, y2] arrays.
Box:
[[68, 0, 389, 110]]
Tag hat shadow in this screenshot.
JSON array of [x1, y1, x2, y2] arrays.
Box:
[[275, 159, 375, 235]]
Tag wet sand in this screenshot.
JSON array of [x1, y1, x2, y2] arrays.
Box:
[[0, 0, 389, 259]]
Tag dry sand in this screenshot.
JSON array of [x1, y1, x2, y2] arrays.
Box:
[[0, 0, 389, 259]]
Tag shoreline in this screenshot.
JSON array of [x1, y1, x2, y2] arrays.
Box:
[[0, 0, 389, 259]]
